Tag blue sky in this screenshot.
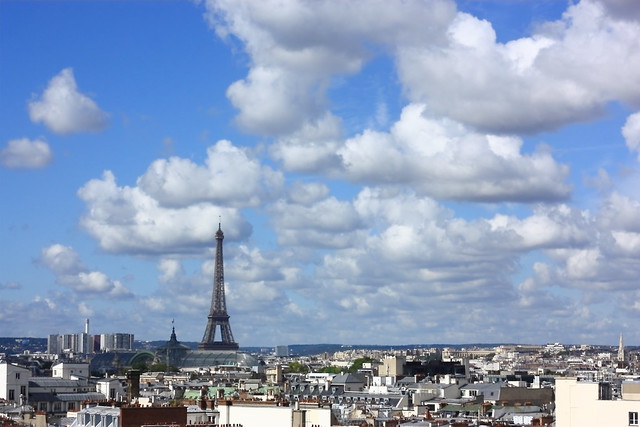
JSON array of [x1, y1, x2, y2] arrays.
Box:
[[1, 0, 639, 347]]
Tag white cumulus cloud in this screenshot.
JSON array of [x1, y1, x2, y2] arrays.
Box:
[[337, 104, 571, 202], [137, 140, 283, 207], [622, 111, 640, 159], [397, 0, 640, 133], [41, 244, 83, 275], [77, 141, 287, 255], [0, 138, 52, 169], [29, 68, 109, 135], [270, 194, 365, 249], [77, 173, 253, 255], [207, 0, 640, 137], [204, 0, 455, 136], [521, 192, 640, 293], [40, 244, 133, 298]]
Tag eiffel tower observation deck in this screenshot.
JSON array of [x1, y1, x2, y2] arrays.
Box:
[[198, 223, 239, 351]]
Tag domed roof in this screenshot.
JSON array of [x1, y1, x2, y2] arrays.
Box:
[[155, 325, 191, 352]]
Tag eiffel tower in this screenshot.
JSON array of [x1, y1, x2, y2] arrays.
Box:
[[199, 223, 239, 351]]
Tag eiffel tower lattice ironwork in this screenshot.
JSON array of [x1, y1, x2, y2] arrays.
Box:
[[199, 223, 239, 351]]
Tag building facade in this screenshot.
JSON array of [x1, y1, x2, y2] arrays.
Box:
[[556, 377, 640, 427], [99, 333, 134, 352], [0, 361, 31, 403], [48, 333, 92, 355], [52, 362, 89, 380], [28, 377, 104, 415]]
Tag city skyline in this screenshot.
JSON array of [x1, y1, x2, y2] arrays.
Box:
[[1, 0, 639, 347]]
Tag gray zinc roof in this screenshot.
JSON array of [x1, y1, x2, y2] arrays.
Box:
[[332, 373, 364, 384], [461, 382, 502, 392], [29, 392, 107, 402], [29, 378, 82, 387], [57, 392, 107, 402]]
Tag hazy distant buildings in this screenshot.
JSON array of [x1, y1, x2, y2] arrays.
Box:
[[276, 345, 289, 357], [99, 333, 134, 352], [47, 333, 91, 355], [47, 332, 134, 355], [47, 319, 134, 355]]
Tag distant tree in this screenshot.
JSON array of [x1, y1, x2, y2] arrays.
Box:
[[318, 366, 342, 374], [148, 362, 179, 372], [288, 361, 309, 373], [348, 357, 374, 373], [131, 360, 148, 372]]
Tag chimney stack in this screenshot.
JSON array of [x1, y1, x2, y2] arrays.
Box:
[[127, 370, 141, 402]]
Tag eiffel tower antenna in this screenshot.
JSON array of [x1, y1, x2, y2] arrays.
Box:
[[199, 222, 239, 350]]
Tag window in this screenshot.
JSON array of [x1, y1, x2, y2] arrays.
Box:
[[20, 386, 26, 395], [15, 373, 21, 380], [630, 412, 639, 426], [8, 389, 15, 400]]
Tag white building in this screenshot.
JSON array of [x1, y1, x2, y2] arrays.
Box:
[[217, 401, 331, 427], [69, 405, 120, 427], [96, 378, 126, 401], [0, 361, 31, 403], [69, 402, 329, 427], [52, 362, 89, 380], [556, 377, 640, 427]]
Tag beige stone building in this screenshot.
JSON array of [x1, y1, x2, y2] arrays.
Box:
[[556, 377, 640, 427]]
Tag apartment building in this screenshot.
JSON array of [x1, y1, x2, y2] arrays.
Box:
[[0, 361, 30, 403], [556, 377, 640, 427]]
